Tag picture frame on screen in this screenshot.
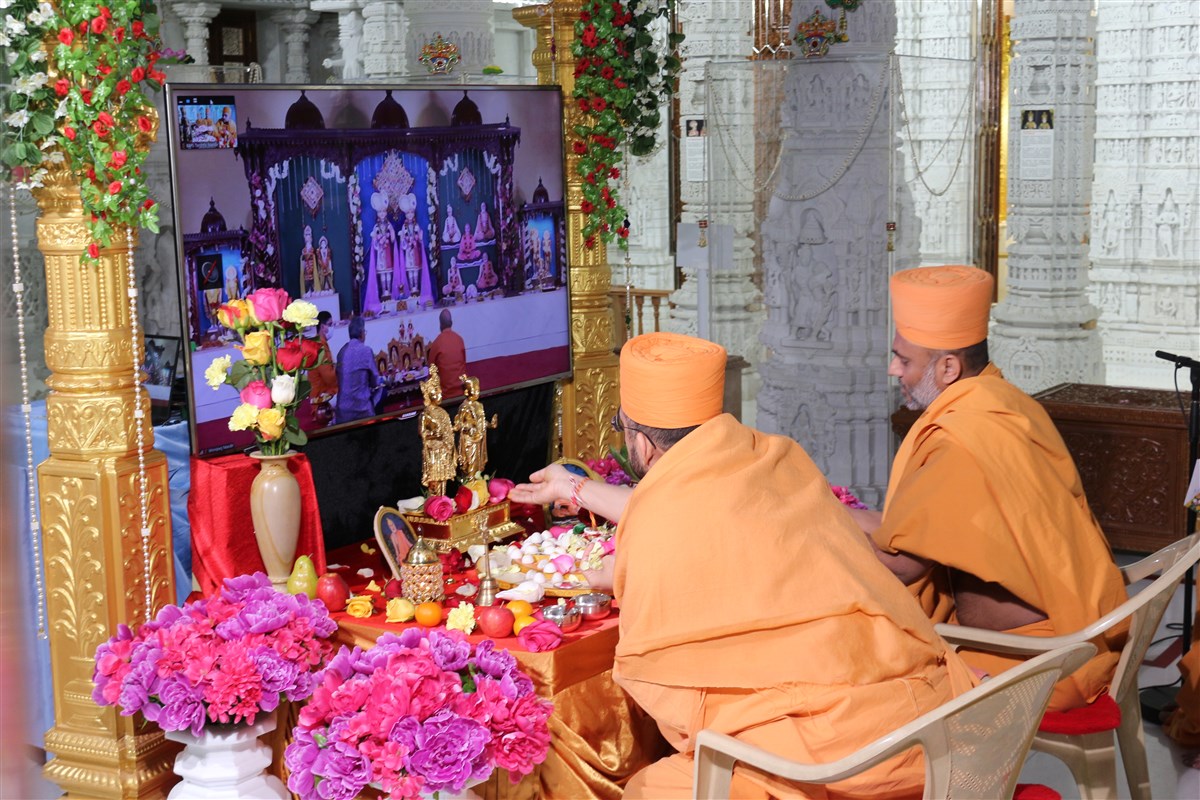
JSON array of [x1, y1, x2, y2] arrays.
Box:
[[164, 84, 572, 457]]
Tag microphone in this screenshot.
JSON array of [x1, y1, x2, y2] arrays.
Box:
[[1156, 351, 1200, 370]]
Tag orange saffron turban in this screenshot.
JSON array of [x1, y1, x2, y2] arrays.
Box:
[[891, 265, 994, 349], [620, 332, 726, 429]]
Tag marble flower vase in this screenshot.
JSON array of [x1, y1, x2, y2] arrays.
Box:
[[249, 451, 302, 590], [165, 710, 287, 799]]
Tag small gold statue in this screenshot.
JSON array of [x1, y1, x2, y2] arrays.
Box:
[[453, 375, 498, 479], [419, 365, 456, 496]]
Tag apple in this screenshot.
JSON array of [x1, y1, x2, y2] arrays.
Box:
[[315, 572, 351, 612], [475, 604, 516, 638], [384, 578, 403, 599]]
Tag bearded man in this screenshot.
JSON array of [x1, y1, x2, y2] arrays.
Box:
[[849, 265, 1126, 712]]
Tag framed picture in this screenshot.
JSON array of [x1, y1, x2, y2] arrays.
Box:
[[375, 506, 416, 580], [143, 335, 182, 404]]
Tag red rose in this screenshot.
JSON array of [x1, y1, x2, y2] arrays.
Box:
[[148, 51, 160, 64], [299, 337, 321, 368], [86, 167, 96, 180], [425, 495, 456, 522], [97, 64, 112, 76], [585, 236, 596, 249], [77, 20, 87, 33], [63, 126, 76, 141], [601, 66, 614, 80], [606, 196, 616, 208], [276, 340, 304, 371], [98, 112, 114, 126], [585, 173, 597, 184], [109, 150, 127, 168], [610, 167, 620, 178], [613, 78, 627, 89], [108, 181, 122, 195], [454, 484, 474, 514], [618, 226, 629, 238], [99, 6, 112, 19], [580, 10, 591, 21], [113, 26, 125, 43], [116, 79, 131, 96], [54, 78, 70, 96], [148, 70, 166, 84], [91, 16, 107, 34], [574, 61, 585, 78], [591, 97, 607, 112], [577, 98, 590, 113], [136, 116, 153, 133], [58, 28, 74, 45], [131, 20, 144, 37], [80, 88, 92, 104], [87, 243, 99, 258], [580, 200, 595, 214], [572, 141, 586, 155], [92, 122, 108, 137], [141, 199, 155, 211], [131, 66, 145, 82]]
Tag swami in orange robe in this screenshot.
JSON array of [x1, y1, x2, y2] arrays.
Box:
[[1164, 592, 1200, 751], [612, 332, 977, 799], [873, 267, 1126, 712]]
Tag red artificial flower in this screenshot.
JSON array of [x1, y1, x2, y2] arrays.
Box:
[[597, 162, 607, 171], [613, 78, 627, 89], [601, 222, 610, 232], [585, 236, 597, 249], [108, 181, 122, 195], [299, 338, 322, 368], [80, 88, 92, 104], [577, 98, 590, 113], [86, 168, 97, 182], [609, 167, 620, 178], [87, 243, 99, 258], [99, 6, 112, 19], [276, 340, 305, 372], [592, 97, 607, 112], [580, 200, 595, 214], [58, 28, 74, 45], [92, 121, 109, 137], [585, 172, 597, 184], [574, 60, 587, 78], [113, 26, 125, 43], [98, 112, 114, 126], [91, 16, 107, 34], [573, 141, 587, 155], [580, 10, 591, 21], [618, 226, 629, 238], [97, 64, 112, 76], [601, 66, 614, 80], [63, 125, 76, 141], [131, 20, 144, 37], [109, 150, 127, 168], [149, 70, 166, 84], [606, 196, 616, 208], [54, 78, 70, 96], [116, 79, 131, 96], [131, 66, 145, 82], [581, 25, 599, 49], [141, 199, 155, 211], [136, 116, 153, 133]]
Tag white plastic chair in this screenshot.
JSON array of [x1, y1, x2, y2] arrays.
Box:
[[935, 533, 1200, 800], [693, 642, 1097, 800]]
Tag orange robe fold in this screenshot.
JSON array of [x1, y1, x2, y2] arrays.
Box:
[[1164, 592, 1200, 748], [874, 363, 1126, 711], [614, 415, 977, 799]]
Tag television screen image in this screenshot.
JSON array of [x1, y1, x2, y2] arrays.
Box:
[[165, 84, 571, 457]]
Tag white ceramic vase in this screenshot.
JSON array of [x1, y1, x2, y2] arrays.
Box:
[[249, 451, 302, 590], [164, 710, 288, 799]]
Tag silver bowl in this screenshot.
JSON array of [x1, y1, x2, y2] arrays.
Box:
[[541, 603, 582, 632], [574, 593, 612, 620]]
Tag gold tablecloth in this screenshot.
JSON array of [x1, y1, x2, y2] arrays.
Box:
[[334, 616, 669, 800]]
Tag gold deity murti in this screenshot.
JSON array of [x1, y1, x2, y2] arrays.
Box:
[[419, 365, 455, 496], [454, 374, 497, 479]]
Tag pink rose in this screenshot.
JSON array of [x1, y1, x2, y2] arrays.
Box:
[[487, 478, 515, 503], [517, 620, 563, 653], [246, 287, 291, 323], [240, 380, 272, 409], [425, 495, 455, 522]]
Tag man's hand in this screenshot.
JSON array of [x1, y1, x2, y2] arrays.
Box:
[[509, 463, 575, 508]]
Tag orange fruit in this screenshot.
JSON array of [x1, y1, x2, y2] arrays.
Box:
[[505, 600, 534, 618], [414, 601, 443, 627], [512, 615, 538, 635]]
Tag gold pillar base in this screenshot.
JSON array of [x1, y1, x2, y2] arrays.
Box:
[[44, 725, 179, 800]]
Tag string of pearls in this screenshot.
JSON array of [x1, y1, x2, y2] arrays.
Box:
[[124, 226, 154, 621], [10, 186, 47, 639], [894, 56, 977, 197]]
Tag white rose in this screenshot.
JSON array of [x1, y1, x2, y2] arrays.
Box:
[[271, 374, 296, 405]]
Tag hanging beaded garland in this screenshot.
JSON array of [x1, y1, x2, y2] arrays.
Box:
[[124, 226, 155, 621]]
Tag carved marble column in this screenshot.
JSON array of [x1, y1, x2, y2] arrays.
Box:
[[361, 0, 407, 78], [169, 0, 219, 64], [991, 0, 1103, 393], [274, 9, 321, 83], [673, 0, 764, 422], [312, 0, 366, 79], [755, 2, 909, 505], [406, 0, 495, 76], [1089, 1, 1200, 388], [514, 1, 619, 461], [33, 166, 178, 796]]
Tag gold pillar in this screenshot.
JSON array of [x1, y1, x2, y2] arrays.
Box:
[[515, 1, 620, 460], [33, 162, 179, 798]]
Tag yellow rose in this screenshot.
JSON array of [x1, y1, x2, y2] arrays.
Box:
[[239, 330, 273, 365], [204, 355, 231, 389], [386, 597, 416, 623], [228, 402, 260, 431], [345, 595, 375, 618], [282, 299, 319, 329], [217, 298, 252, 330], [446, 603, 476, 634], [464, 479, 489, 508], [257, 407, 285, 441]]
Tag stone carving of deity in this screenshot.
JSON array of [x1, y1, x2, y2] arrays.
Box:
[[1155, 188, 1180, 259], [419, 366, 455, 497], [1099, 190, 1121, 256], [788, 247, 837, 342]]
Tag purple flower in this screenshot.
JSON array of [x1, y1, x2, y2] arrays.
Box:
[[286, 670, 313, 702], [499, 670, 535, 700], [311, 738, 372, 800], [239, 599, 292, 634], [390, 628, 430, 650], [427, 630, 471, 672], [220, 572, 273, 603], [256, 649, 300, 693], [156, 675, 208, 736], [285, 728, 322, 798], [118, 658, 158, 715], [403, 709, 491, 793], [472, 639, 517, 681]]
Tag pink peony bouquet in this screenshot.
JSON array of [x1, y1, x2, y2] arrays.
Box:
[[830, 484, 868, 510], [286, 628, 554, 800], [92, 572, 337, 736]]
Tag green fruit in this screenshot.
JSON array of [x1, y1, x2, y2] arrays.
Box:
[[287, 555, 318, 599]]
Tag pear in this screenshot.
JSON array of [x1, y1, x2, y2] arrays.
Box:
[[287, 555, 319, 599]]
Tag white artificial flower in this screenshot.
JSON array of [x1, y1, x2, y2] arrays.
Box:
[[44, 150, 64, 164], [0, 0, 13, 9], [54, 98, 67, 118], [27, 2, 53, 25], [0, 31, 11, 46], [29, 48, 45, 62], [13, 73, 46, 94], [4, 15, 26, 35], [4, 109, 30, 128], [5, 49, 18, 66], [270, 374, 296, 405]]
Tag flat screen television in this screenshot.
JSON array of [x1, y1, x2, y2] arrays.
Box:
[[164, 84, 571, 457]]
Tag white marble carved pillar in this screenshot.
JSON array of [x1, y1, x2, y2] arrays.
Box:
[[406, 0, 495, 76], [361, 0, 407, 78], [274, 10, 321, 83], [991, 0, 1103, 393], [312, 0, 366, 79], [170, 1, 219, 64], [755, 2, 908, 505], [1089, 1, 1200, 388], [673, 0, 764, 421]]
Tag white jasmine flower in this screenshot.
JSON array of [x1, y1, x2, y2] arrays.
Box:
[[27, 3, 53, 25], [13, 73, 46, 94], [4, 15, 25, 35], [5, 109, 31, 128]]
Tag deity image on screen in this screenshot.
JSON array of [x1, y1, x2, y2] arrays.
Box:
[[300, 224, 318, 296], [442, 204, 461, 244], [316, 236, 334, 294], [476, 254, 498, 292], [224, 265, 241, 301], [475, 201, 495, 242], [365, 191, 402, 310], [214, 105, 236, 148], [444, 259, 466, 297], [398, 192, 430, 301], [458, 223, 480, 262]]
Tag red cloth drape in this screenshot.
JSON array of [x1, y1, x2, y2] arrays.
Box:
[[189, 453, 327, 596]]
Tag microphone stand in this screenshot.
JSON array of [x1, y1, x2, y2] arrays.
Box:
[[1142, 350, 1199, 722]]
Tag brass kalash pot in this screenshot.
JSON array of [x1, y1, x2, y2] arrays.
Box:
[[401, 537, 444, 604]]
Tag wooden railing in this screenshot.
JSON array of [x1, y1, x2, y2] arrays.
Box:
[[609, 288, 673, 347]]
